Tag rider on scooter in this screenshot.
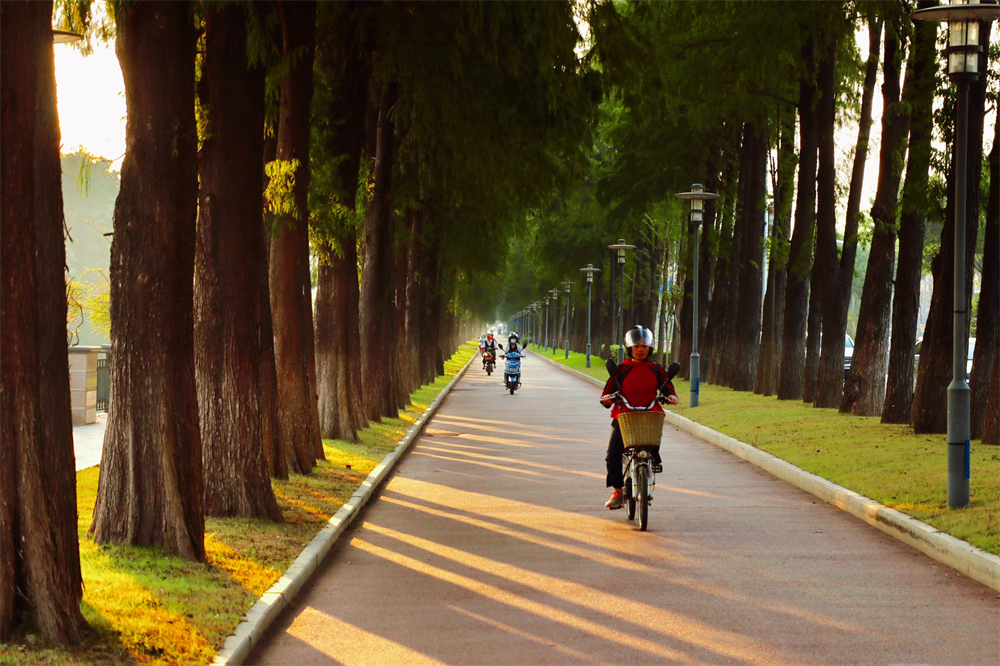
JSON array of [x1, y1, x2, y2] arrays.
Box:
[[599, 325, 678, 509], [482, 332, 500, 369]]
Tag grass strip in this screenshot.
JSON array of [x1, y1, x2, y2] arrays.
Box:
[[0, 343, 477, 666], [535, 347, 999, 556]]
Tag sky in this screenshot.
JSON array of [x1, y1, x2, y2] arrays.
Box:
[[54, 40, 126, 169]]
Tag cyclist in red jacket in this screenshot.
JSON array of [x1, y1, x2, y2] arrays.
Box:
[[600, 325, 678, 509]]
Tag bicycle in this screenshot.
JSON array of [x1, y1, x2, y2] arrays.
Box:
[[599, 392, 668, 531]]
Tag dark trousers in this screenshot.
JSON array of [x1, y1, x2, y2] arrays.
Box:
[[606, 421, 624, 488], [606, 419, 662, 488]]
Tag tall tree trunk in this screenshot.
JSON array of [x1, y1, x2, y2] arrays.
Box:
[[0, 0, 87, 643], [804, 39, 839, 405], [360, 89, 399, 421], [778, 38, 818, 401], [911, 21, 991, 432], [731, 123, 768, 391], [970, 117, 999, 438], [816, 26, 880, 408], [718, 126, 750, 387], [982, 353, 999, 445], [757, 106, 794, 396], [314, 13, 370, 440], [841, 25, 908, 416], [883, 10, 935, 424], [393, 236, 409, 407], [91, 1, 205, 560], [261, 135, 287, 479], [195, 4, 282, 521], [405, 208, 425, 392], [702, 170, 736, 383], [269, 0, 319, 473]]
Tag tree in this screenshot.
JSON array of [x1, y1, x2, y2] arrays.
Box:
[[359, 88, 400, 421], [814, 19, 881, 409], [312, 2, 370, 441], [268, 0, 321, 471], [910, 20, 992, 432], [90, 0, 204, 560], [841, 20, 908, 416], [883, 8, 936, 424], [756, 106, 795, 396], [778, 36, 819, 401], [730, 123, 768, 391], [1, 0, 87, 644], [194, 3, 282, 520]]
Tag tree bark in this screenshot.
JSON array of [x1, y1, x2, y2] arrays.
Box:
[[883, 10, 935, 424], [841, 25, 907, 416], [0, 0, 87, 643], [314, 13, 370, 441], [268, 0, 319, 473], [194, 4, 282, 521], [405, 208, 426, 393], [911, 21, 991, 432], [91, 1, 204, 560], [815, 25, 880, 408], [731, 123, 767, 392], [969, 116, 999, 438], [757, 106, 794, 396], [982, 353, 999, 445], [702, 171, 736, 383], [360, 88, 400, 421], [778, 37, 818, 401]]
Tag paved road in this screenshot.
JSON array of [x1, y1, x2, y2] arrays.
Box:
[[251, 351, 1000, 665], [73, 412, 105, 471]]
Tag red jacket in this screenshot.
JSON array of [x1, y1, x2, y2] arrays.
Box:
[[600, 359, 675, 420]]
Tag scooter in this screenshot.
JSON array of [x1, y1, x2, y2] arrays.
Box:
[[482, 350, 495, 375], [500, 350, 522, 394]]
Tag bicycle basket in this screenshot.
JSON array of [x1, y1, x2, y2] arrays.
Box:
[[618, 411, 665, 448]]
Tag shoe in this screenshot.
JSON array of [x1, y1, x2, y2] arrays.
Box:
[[605, 489, 623, 510]]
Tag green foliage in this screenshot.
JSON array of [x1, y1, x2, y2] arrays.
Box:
[[263, 159, 302, 221]]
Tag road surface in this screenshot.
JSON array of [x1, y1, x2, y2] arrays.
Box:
[[250, 351, 1000, 665]]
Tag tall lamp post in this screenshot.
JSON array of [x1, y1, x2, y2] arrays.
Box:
[[549, 288, 560, 354], [579, 264, 602, 367], [532, 302, 541, 346], [543, 297, 550, 352], [608, 240, 636, 363], [912, 1, 994, 509], [562, 280, 575, 359], [675, 184, 720, 408]]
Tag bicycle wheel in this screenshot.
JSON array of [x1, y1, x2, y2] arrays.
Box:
[[624, 474, 635, 520], [637, 464, 649, 531]]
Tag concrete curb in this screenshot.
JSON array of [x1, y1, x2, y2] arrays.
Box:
[[212, 352, 477, 666], [535, 352, 1000, 593]]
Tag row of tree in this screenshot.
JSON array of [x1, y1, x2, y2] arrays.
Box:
[[2, 0, 597, 644], [506, 1, 997, 443]]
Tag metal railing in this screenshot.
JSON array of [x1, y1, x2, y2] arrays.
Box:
[[96, 346, 110, 412]]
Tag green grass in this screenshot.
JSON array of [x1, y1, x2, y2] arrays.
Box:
[[538, 348, 999, 555], [0, 344, 477, 666]]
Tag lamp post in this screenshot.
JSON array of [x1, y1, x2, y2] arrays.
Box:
[[532, 302, 540, 346], [608, 240, 636, 363], [543, 297, 550, 352], [562, 280, 575, 359], [549, 288, 560, 354], [675, 184, 720, 408], [579, 264, 602, 367], [912, 1, 995, 509]]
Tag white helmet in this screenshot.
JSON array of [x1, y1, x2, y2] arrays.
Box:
[[624, 325, 654, 349]]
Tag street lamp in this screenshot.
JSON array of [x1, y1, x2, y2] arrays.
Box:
[[543, 297, 550, 352], [549, 288, 560, 354], [676, 183, 720, 408], [608, 240, 636, 363], [912, 1, 995, 509], [532, 302, 541, 346], [562, 280, 575, 359], [579, 264, 602, 368]]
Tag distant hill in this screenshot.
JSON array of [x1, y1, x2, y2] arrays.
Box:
[[63, 151, 118, 346]]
